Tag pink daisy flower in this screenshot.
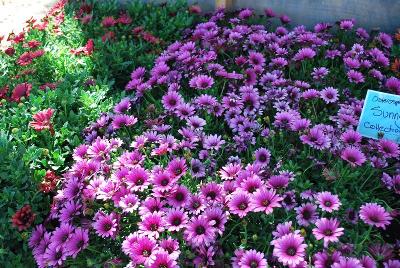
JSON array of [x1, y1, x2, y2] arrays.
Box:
[[238, 249, 268, 268], [184, 216, 216, 247], [250, 187, 283, 214], [228, 190, 252, 218], [359, 203, 392, 229], [316, 192, 341, 213], [138, 212, 165, 238], [93, 211, 119, 238], [312, 218, 345, 247], [272, 233, 307, 267]]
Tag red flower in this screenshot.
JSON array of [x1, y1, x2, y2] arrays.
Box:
[[101, 16, 116, 28], [142, 31, 161, 44], [39, 82, 58, 90], [189, 5, 202, 14], [80, 14, 93, 24], [4, 47, 15, 56], [101, 31, 115, 42], [31, 49, 45, 58], [117, 13, 132, 25], [11, 205, 35, 231], [11, 83, 32, 102], [70, 39, 94, 56], [132, 26, 144, 35], [17, 52, 33, 66], [13, 32, 25, 44], [0, 85, 9, 100], [29, 108, 55, 135], [23, 40, 42, 49], [33, 21, 48, 31], [39, 170, 59, 193]]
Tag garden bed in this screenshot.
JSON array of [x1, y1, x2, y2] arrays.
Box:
[[1, 1, 400, 267]]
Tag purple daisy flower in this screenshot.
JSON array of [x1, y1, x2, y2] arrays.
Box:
[[339, 19, 354, 30], [359, 203, 392, 229], [184, 216, 216, 247], [200, 182, 223, 203], [300, 127, 331, 150], [114, 97, 131, 114], [112, 114, 138, 130], [312, 67, 329, 80], [316, 191, 341, 213], [384, 260, 400, 268], [126, 167, 150, 192], [189, 75, 214, 90], [341, 147, 366, 167], [254, 147, 271, 167], [320, 87, 339, 104], [341, 129, 362, 145], [238, 249, 268, 268], [295, 203, 318, 227], [149, 251, 178, 268], [65, 228, 89, 258], [51, 223, 74, 249], [131, 236, 158, 265], [167, 158, 187, 179], [93, 211, 119, 238], [190, 158, 206, 178], [118, 193, 140, 213], [162, 90, 183, 111], [43, 244, 69, 266], [167, 185, 190, 207], [250, 187, 283, 214], [272, 233, 307, 267], [378, 139, 399, 158], [360, 256, 376, 268], [347, 70, 365, 84], [332, 257, 362, 268], [204, 207, 227, 235], [313, 251, 342, 268], [166, 208, 188, 232], [228, 190, 252, 218], [138, 211, 165, 238], [203, 134, 225, 151], [313, 218, 344, 247], [293, 48, 316, 61], [377, 32, 393, 48]]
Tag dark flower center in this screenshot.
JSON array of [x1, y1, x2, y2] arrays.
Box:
[[104, 222, 112, 231], [250, 260, 259, 268], [369, 215, 380, 223], [175, 192, 184, 202], [248, 186, 257, 193], [55, 250, 63, 260], [258, 154, 267, 162], [324, 229, 333, 236], [172, 217, 181, 226], [192, 201, 200, 209], [287, 247, 297, 256], [169, 99, 177, 106], [192, 166, 200, 173], [174, 168, 182, 175], [136, 178, 144, 185], [161, 178, 169, 186], [62, 233, 69, 242], [347, 156, 356, 163], [262, 199, 270, 207], [324, 201, 332, 207], [302, 210, 311, 220], [150, 223, 159, 231], [143, 249, 150, 257], [77, 239, 84, 249], [195, 225, 205, 235], [239, 202, 248, 210], [207, 191, 217, 200]]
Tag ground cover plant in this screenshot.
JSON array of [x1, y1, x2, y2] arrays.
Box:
[[26, 6, 400, 268], [0, 0, 200, 266]]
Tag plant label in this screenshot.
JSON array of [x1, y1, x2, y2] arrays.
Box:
[[357, 90, 400, 143]]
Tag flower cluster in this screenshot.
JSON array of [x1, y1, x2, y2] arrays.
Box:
[[30, 7, 400, 268]]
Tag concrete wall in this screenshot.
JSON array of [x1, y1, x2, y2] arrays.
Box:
[[137, 0, 400, 33], [231, 0, 400, 33]]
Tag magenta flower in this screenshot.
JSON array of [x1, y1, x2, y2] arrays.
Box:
[[359, 203, 392, 229], [138, 212, 165, 238], [149, 251, 178, 268], [166, 208, 188, 232], [189, 75, 214, 90], [316, 191, 341, 213], [295, 203, 318, 226], [167, 158, 187, 179], [312, 218, 344, 247], [254, 147, 271, 167], [184, 216, 216, 247], [341, 147, 366, 167], [65, 228, 89, 258], [131, 236, 158, 265], [332, 257, 362, 268], [126, 167, 150, 192], [320, 87, 339, 103], [43, 244, 69, 266], [238, 249, 268, 268], [228, 190, 252, 218], [378, 139, 399, 158], [93, 211, 119, 238], [347, 70, 365, 84], [250, 187, 282, 214], [272, 233, 307, 267], [293, 48, 316, 61]]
